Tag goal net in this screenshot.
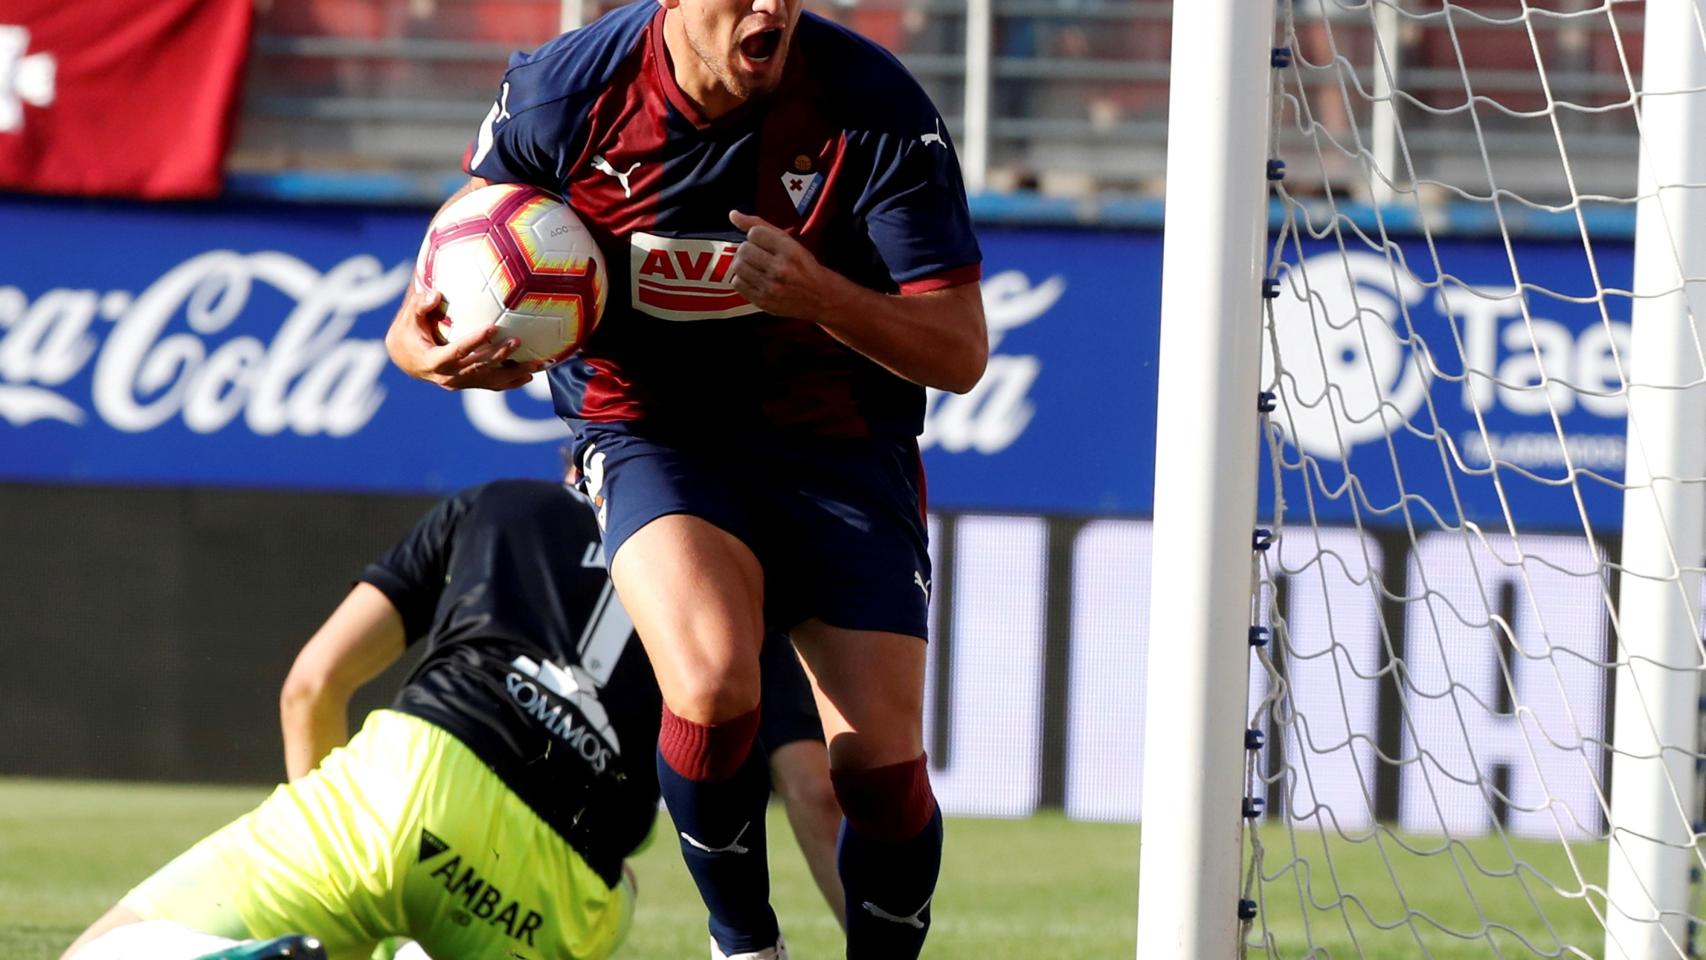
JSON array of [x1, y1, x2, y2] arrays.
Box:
[[1247, 0, 1706, 957]]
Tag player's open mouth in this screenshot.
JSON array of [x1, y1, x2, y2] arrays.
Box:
[[740, 28, 783, 64]]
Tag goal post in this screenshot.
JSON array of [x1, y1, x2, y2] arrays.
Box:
[[1141, 1, 1706, 957], [1133, 1, 1277, 958], [1605, 1, 1706, 955]]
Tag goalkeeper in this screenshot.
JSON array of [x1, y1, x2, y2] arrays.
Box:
[[62, 477, 842, 960]]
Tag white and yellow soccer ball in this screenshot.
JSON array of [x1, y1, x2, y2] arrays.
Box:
[[413, 183, 608, 366]]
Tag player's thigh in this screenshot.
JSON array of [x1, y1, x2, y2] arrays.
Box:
[[790, 622, 927, 770], [118, 714, 435, 959], [760, 437, 931, 642], [612, 512, 765, 719], [581, 429, 766, 721]]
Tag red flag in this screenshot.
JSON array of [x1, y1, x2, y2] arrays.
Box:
[[0, 0, 252, 199]]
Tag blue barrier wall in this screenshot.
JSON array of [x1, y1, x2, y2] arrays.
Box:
[[0, 194, 1639, 806], [0, 195, 1634, 528], [1268, 235, 1630, 533]]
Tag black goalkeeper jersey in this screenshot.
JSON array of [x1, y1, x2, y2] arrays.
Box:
[[358, 479, 660, 886]]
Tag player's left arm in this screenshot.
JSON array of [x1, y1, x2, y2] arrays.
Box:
[[727, 210, 987, 394], [280, 583, 407, 780]]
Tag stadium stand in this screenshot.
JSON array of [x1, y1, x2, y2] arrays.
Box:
[[227, 0, 1654, 206]]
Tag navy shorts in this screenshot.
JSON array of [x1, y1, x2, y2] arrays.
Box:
[[758, 632, 824, 751], [574, 424, 932, 640]]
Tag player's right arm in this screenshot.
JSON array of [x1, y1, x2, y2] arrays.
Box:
[[282, 490, 467, 779], [393, 18, 627, 393], [384, 177, 551, 392], [279, 584, 407, 780]]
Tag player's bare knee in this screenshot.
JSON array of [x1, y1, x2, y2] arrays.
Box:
[[770, 747, 835, 809], [667, 669, 760, 725], [796, 776, 842, 825]]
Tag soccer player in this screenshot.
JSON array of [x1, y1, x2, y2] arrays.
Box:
[[385, 2, 987, 959], [61, 478, 841, 960]]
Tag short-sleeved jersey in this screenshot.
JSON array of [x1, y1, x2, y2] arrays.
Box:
[[466, 2, 982, 439], [359, 479, 660, 886]]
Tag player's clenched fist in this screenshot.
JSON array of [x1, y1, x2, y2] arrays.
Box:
[[384, 284, 545, 391], [728, 210, 848, 322]]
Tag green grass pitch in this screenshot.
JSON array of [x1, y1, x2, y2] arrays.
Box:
[[0, 777, 1621, 958]]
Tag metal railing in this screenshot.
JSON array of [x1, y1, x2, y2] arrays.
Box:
[[229, 0, 1648, 203]]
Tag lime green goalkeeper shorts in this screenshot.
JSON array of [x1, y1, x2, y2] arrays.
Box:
[[120, 710, 636, 960]]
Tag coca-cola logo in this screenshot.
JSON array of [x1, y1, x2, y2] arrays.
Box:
[[462, 375, 570, 443], [0, 252, 1061, 458], [0, 251, 407, 436]]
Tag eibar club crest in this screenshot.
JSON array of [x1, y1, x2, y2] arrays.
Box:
[[780, 153, 823, 216]]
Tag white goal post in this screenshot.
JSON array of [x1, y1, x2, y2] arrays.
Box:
[[1605, 3, 1706, 956], [1134, 1, 1276, 959], [1137, 2, 1706, 958]]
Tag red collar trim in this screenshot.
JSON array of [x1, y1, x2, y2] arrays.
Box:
[[648, 7, 798, 130], [649, 8, 714, 129]]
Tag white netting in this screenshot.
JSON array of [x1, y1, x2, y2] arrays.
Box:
[[1247, 0, 1706, 956]]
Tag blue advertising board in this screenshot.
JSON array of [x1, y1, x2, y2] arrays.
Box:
[[0, 198, 1160, 512], [0, 195, 1640, 526], [1263, 235, 1630, 532]]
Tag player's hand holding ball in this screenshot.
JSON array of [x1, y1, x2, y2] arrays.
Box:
[[390, 182, 608, 392], [385, 283, 542, 392]]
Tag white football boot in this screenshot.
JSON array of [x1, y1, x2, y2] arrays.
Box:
[[709, 934, 789, 960]]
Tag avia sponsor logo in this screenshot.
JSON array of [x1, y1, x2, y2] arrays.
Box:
[[921, 269, 1063, 455], [424, 846, 546, 946], [628, 232, 758, 321], [504, 655, 620, 772], [1262, 250, 1630, 469], [0, 251, 406, 436], [487, 266, 1068, 455]]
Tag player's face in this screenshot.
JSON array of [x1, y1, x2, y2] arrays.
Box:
[[668, 0, 802, 106]]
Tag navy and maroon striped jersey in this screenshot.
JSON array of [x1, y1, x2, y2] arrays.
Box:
[[466, 1, 982, 439]]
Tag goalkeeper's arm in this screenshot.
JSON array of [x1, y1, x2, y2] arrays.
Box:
[[279, 583, 407, 780]]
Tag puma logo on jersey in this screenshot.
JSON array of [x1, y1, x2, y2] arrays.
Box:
[[630, 232, 760, 321], [681, 821, 752, 855], [920, 118, 946, 148], [862, 897, 930, 929], [591, 154, 640, 198], [913, 571, 932, 601]]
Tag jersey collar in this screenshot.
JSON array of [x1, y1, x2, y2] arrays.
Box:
[[648, 7, 799, 131]]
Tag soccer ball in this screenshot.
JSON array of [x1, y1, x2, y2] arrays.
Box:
[[413, 182, 607, 366]]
